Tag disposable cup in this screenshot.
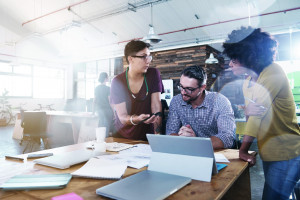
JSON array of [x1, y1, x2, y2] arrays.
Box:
[[96, 127, 106, 143]]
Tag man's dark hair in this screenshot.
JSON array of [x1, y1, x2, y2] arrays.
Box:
[[181, 65, 207, 87], [98, 72, 108, 83], [124, 40, 151, 64], [223, 26, 278, 74]]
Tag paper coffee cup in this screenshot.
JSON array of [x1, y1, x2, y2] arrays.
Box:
[[96, 127, 106, 143], [94, 142, 106, 154]]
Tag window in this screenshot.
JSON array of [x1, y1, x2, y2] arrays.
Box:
[[33, 67, 65, 98], [0, 62, 65, 98], [75, 58, 116, 99], [0, 63, 32, 97], [0, 62, 12, 72]]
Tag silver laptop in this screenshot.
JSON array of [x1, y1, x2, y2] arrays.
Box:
[[147, 134, 218, 176], [34, 149, 101, 169], [96, 170, 191, 200]]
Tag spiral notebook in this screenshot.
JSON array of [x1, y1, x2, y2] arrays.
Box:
[[71, 158, 127, 180]]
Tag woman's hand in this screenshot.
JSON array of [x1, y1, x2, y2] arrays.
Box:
[[139, 114, 158, 124], [239, 150, 257, 167], [243, 101, 266, 116]]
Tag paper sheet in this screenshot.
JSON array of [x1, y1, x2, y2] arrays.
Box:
[[98, 152, 150, 169], [119, 144, 152, 156], [214, 153, 230, 163], [71, 158, 127, 179]]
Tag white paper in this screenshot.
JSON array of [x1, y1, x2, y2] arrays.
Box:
[[98, 152, 150, 169], [119, 144, 152, 156], [214, 153, 230, 163], [106, 142, 135, 152], [71, 158, 127, 179]]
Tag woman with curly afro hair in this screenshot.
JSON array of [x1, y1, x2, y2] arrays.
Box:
[[223, 27, 300, 200]]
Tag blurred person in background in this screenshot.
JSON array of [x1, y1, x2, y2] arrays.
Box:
[[94, 72, 113, 137]]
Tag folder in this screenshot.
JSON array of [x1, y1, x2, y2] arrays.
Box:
[[0, 173, 72, 190]]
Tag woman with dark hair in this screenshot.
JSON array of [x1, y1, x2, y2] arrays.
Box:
[[94, 72, 113, 136], [223, 27, 300, 200], [110, 40, 163, 140]]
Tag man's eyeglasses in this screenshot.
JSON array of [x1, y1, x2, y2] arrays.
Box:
[[177, 84, 200, 94], [131, 55, 152, 61]]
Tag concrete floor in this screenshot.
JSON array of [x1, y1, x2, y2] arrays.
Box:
[[0, 125, 264, 200]]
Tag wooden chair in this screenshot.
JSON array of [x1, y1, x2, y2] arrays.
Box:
[[20, 111, 50, 153]]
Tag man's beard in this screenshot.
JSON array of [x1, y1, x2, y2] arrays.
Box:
[[182, 93, 199, 104]]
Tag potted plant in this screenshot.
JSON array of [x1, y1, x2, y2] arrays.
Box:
[[0, 89, 13, 126]]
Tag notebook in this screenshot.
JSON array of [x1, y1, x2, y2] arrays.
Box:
[[0, 173, 72, 190], [96, 170, 191, 200], [71, 158, 127, 179], [34, 149, 106, 169]]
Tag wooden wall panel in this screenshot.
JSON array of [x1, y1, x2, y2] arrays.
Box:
[[121, 45, 224, 90]]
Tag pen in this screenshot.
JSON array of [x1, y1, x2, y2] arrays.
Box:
[[245, 97, 265, 109]]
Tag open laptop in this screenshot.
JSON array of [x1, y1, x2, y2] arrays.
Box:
[[147, 134, 218, 180], [33, 149, 104, 169]]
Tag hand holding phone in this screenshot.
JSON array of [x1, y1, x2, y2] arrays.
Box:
[[139, 112, 162, 124]]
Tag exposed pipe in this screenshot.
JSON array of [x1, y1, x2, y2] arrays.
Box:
[[117, 6, 300, 44], [22, 0, 89, 26], [0, 52, 67, 64]]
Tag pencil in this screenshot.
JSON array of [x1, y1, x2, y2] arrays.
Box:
[[245, 97, 265, 109]]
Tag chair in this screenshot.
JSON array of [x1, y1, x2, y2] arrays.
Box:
[[20, 111, 50, 153]]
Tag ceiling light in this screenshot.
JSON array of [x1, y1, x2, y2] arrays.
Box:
[[205, 53, 219, 64], [142, 3, 162, 45]]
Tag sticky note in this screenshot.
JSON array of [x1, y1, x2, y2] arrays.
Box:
[[51, 192, 83, 200]]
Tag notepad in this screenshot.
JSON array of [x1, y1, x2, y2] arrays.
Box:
[[0, 173, 72, 190], [106, 142, 135, 152], [71, 158, 127, 180]]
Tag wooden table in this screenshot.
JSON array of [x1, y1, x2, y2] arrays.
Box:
[[12, 111, 99, 143], [0, 137, 251, 200]]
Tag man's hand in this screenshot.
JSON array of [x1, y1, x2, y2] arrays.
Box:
[[239, 150, 257, 167], [178, 124, 196, 137]]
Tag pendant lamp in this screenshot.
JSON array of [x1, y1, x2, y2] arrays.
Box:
[[205, 53, 218, 64], [142, 3, 162, 44]]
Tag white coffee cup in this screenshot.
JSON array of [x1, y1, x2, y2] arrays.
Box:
[[93, 142, 106, 154], [96, 127, 106, 143]]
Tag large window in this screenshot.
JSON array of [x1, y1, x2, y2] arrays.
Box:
[[33, 67, 65, 98], [0, 62, 65, 98], [0, 63, 32, 97], [75, 58, 116, 99]]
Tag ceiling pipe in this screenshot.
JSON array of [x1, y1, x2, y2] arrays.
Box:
[[117, 6, 300, 44], [22, 0, 89, 26]]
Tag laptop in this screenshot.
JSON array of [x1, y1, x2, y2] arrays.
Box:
[[96, 170, 191, 200], [33, 149, 105, 169], [147, 134, 218, 180]]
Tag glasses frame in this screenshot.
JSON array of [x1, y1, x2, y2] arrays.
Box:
[[177, 84, 200, 94], [131, 55, 153, 61]]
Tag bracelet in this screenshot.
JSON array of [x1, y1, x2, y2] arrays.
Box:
[[130, 115, 138, 126]]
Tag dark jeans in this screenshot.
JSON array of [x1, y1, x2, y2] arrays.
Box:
[[262, 154, 300, 200]]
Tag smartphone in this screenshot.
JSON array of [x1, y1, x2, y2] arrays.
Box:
[[139, 112, 162, 124]]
